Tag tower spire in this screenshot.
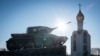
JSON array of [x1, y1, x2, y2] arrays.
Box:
[[76, 4, 84, 31], [79, 4, 81, 10], [77, 4, 84, 18]]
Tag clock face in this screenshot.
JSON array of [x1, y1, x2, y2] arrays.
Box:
[[77, 16, 83, 21]]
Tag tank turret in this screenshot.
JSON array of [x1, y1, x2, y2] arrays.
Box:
[[27, 26, 56, 34]]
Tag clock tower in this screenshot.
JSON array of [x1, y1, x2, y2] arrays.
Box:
[[77, 4, 84, 31]]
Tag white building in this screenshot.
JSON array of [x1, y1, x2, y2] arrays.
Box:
[[71, 4, 91, 56], [91, 48, 100, 55]]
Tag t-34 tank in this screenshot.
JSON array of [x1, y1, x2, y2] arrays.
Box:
[[6, 26, 68, 51]]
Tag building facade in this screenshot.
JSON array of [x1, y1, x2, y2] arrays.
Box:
[[71, 4, 91, 56]]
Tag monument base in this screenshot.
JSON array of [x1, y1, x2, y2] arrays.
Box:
[[0, 46, 67, 56]]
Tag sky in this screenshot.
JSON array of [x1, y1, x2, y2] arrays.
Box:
[[0, 0, 100, 54]]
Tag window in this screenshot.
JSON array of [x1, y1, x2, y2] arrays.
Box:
[[33, 29, 37, 32], [83, 45, 88, 56], [73, 40, 76, 51], [83, 31, 87, 44], [73, 36, 76, 51]]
